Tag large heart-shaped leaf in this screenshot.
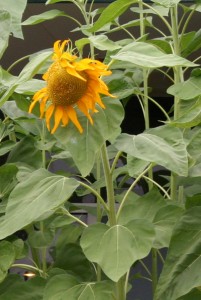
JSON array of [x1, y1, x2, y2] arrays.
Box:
[[55, 98, 124, 176], [0, 169, 79, 239], [81, 220, 155, 282], [115, 125, 188, 176], [155, 207, 201, 300]]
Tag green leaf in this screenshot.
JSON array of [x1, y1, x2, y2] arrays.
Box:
[[89, 0, 139, 32], [17, 50, 52, 84], [0, 241, 15, 283], [0, 141, 16, 156], [0, 51, 51, 108], [177, 289, 201, 300], [169, 99, 201, 128], [55, 98, 124, 176], [182, 29, 201, 57], [43, 274, 114, 300], [0, 274, 45, 299], [127, 155, 149, 176], [43, 274, 79, 300], [118, 189, 184, 248], [0, 10, 11, 59], [54, 243, 95, 281], [0, 164, 18, 199], [152, 0, 181, 7], [153, 204, 184, 248], [28, 229, 54, 248], [0, 0, 27, 38], [111, 42, 196, 68], [88, 35, 121, 51], [81, 221, 155, 282], [62, 281, 115, 300], [22, 9, 67, 25], [155, 207, 201, 300], [7, 136, 43, 169], [0, 169, 79, 239], [167, 75, 201, 100], [114, 125, 188, 176], [118, 189, 166, 224]]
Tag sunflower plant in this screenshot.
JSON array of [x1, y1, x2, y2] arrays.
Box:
[[0, 0, 201, 299]]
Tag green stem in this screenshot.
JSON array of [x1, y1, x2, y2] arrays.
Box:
[[40, 221, 47, 274], [60, 207, 88, 227], [136, 91, 171, 121], [151, 248, 158, 294], [96, 155, 102, 282], [116, 274, 127, 300], [157, 249, 165, 264], [110, 151, 122, 175], [170, 4, 184, 201], [143, 175, 171, 199], [11, 263, 47, 278], [79, 181, 109, 212], [101, 143, 117, 226], [117, 164, 152, 220], [139, 259, 152, 277], [7, 54, 31, 72]]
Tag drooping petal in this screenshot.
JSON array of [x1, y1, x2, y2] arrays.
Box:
[[45, 104, 55, 131], [61, 108, 69, 127], [40, 96, 49, 118], [67, 106, 83, 133], [29, 98, 39, 113], [51, 106, 64, 134], [77, 99, 93, 124]]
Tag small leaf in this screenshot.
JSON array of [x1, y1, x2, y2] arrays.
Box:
[[167, 75, 201, 100], [0, 164, 18, 199], [114, 125, 188, 176], [152, 0, 181, 7], [0, 241, 15, 283], [169, 99, 201, 128], [89, 0, 139, 32], [22, 9, 67, 25]]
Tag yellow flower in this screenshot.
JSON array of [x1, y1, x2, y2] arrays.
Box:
[[29, 40, 114, 134]]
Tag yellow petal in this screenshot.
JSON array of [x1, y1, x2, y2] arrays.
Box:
[[51, 106, 63, 134], [66, 67, 86, 81], [45, 104, 55, 131], [29, 98, 39, 113], [67, 106, 83, 133], [77, 99, 93, 124], [40, 96, 48, 118], [61, 108, 69, 126]]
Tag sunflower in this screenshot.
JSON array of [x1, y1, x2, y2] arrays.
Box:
[[29, 40, 114, 134]]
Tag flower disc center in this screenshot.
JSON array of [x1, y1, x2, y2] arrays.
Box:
[[47, 62, 87, 106]]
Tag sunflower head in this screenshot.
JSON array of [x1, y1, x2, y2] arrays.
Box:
[[29, 40, 114, 134]]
